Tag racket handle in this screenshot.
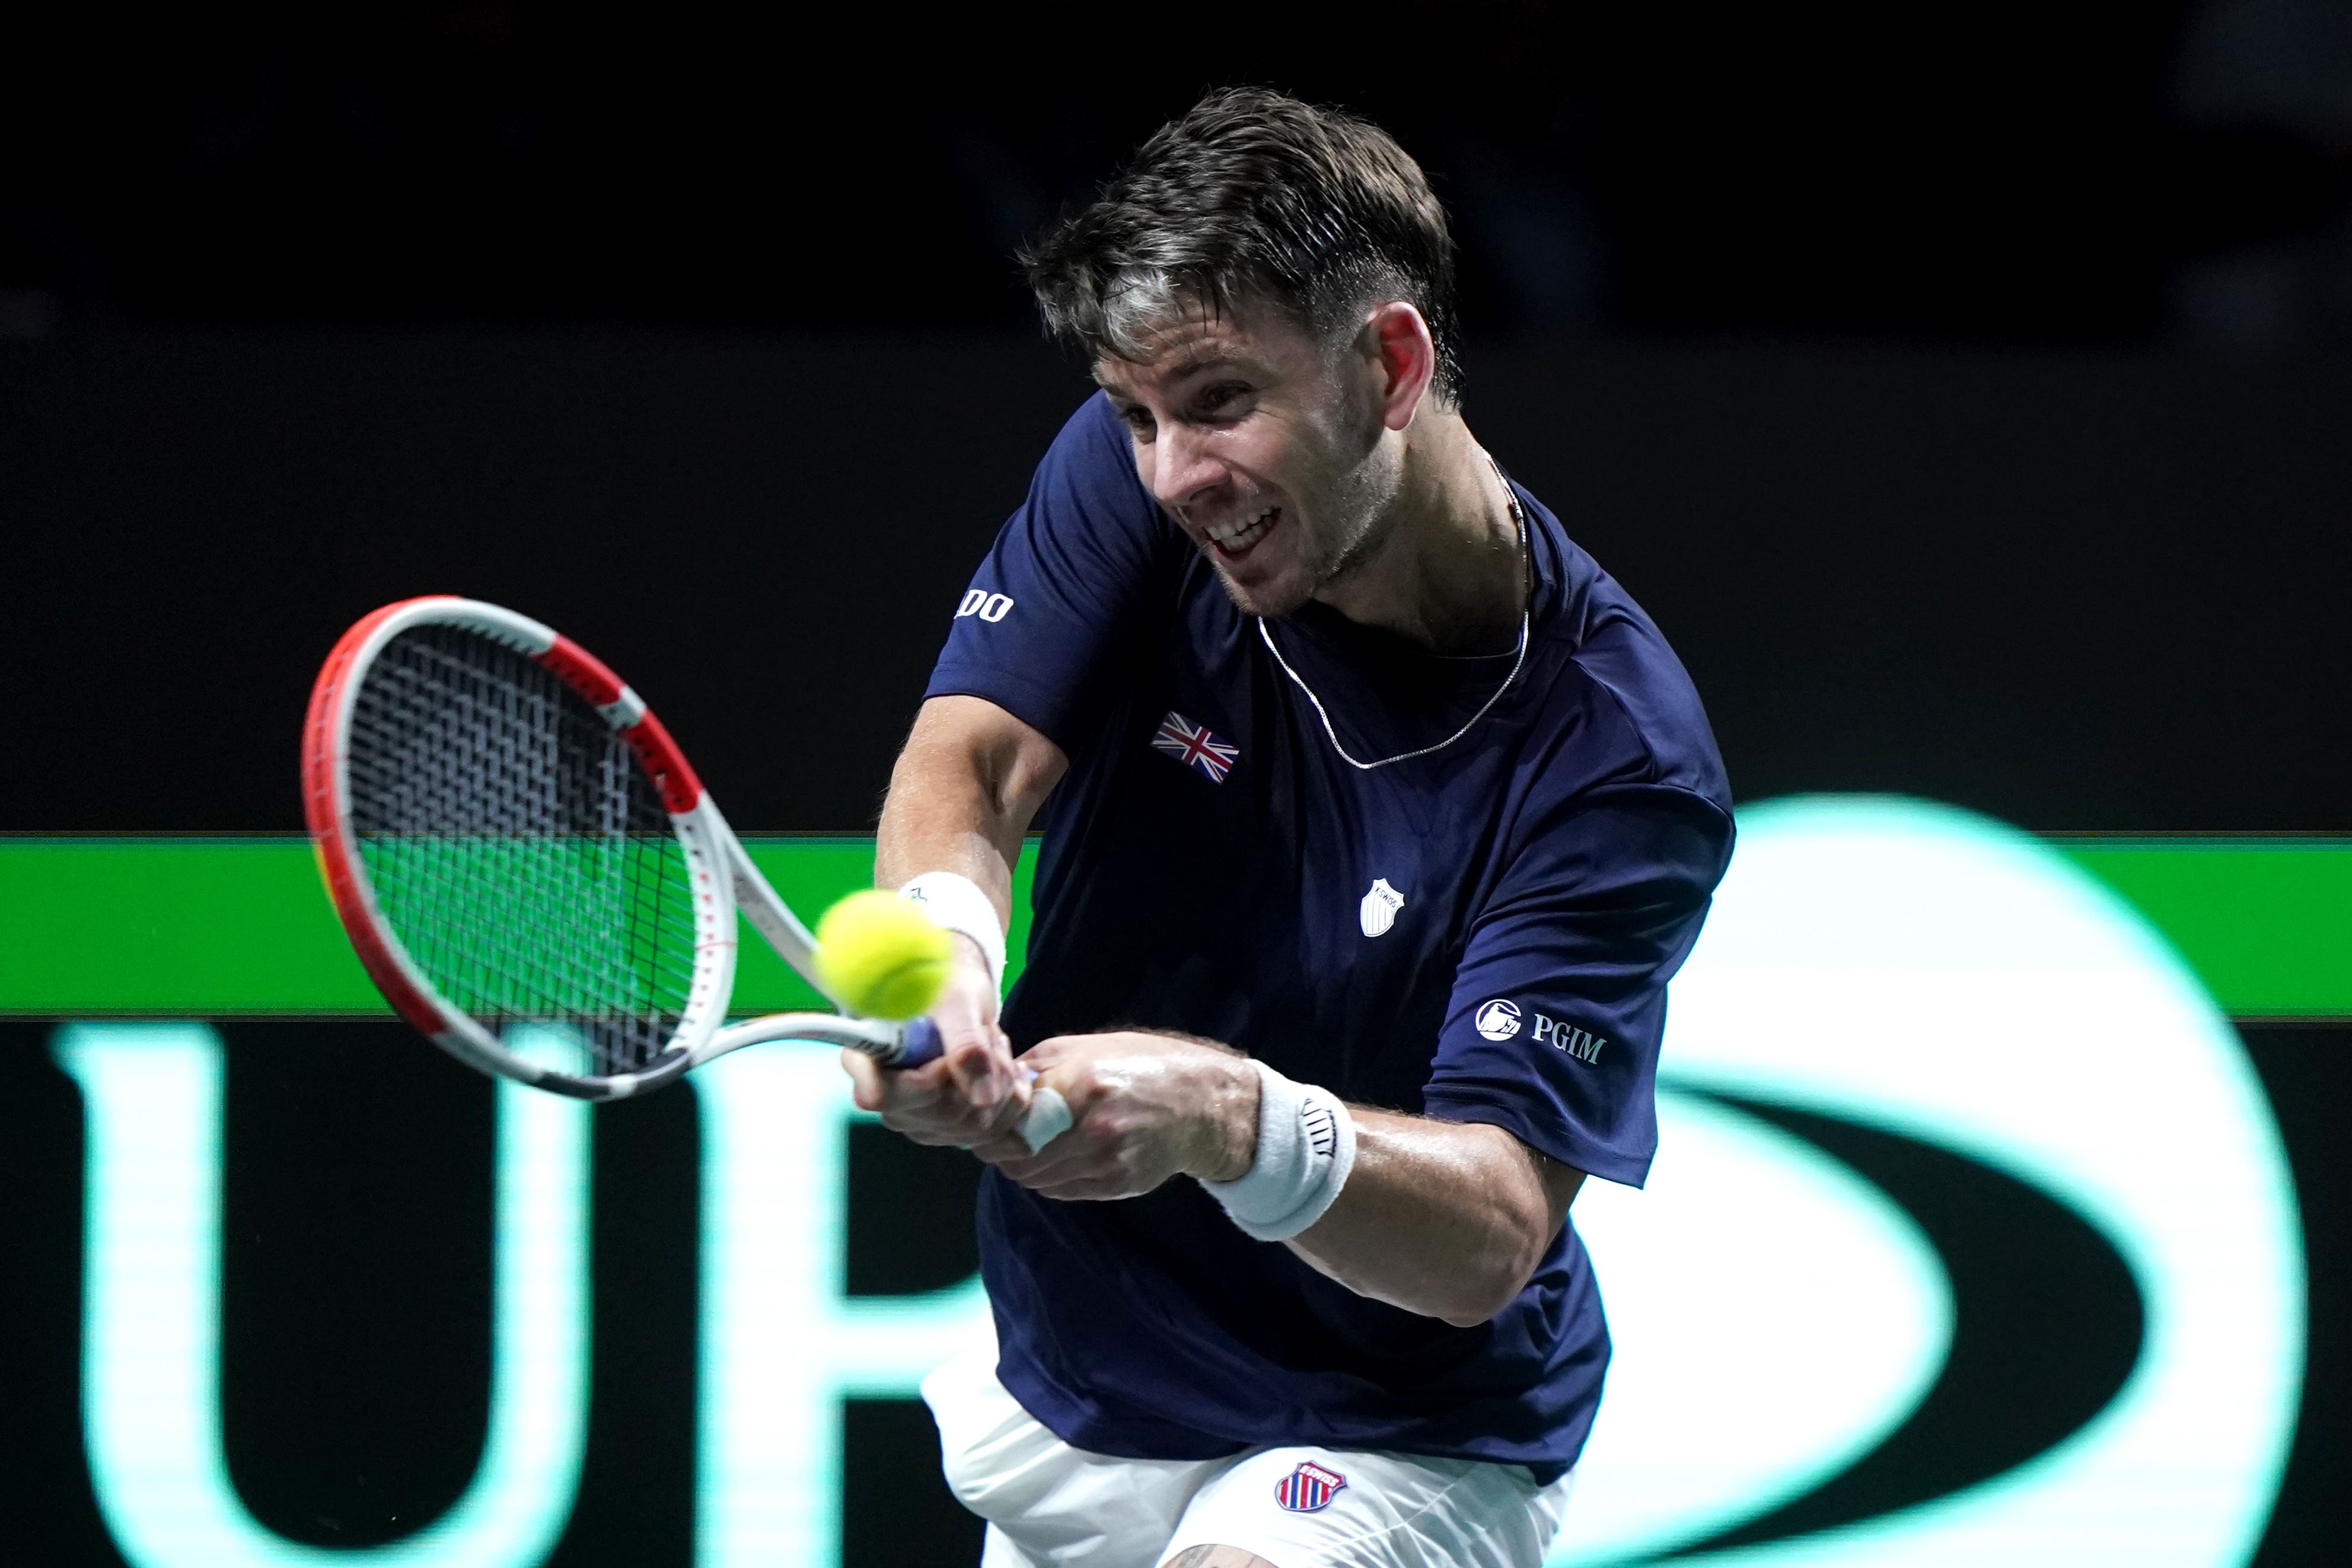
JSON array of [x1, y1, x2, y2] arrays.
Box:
[[895, 1016, 945, 1067], [888, 1019, 1072, 1153]]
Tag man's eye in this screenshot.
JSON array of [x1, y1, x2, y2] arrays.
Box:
[[1120, 406, 1155, 436], [1195, 384, 1250, 418]]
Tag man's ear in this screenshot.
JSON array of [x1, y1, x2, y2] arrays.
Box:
[[1362, 301, 1436, 433]]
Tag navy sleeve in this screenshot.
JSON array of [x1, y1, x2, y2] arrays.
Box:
[[1420, 784, 1734, 1187], [923, 394, 1184, 752]]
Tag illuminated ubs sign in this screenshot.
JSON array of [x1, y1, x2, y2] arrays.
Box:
[[1556, 797, 2303, 1566], [46, 799, 2304, 1566]]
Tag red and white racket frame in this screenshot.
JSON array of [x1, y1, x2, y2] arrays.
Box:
[[301, 595, 919, 1100]]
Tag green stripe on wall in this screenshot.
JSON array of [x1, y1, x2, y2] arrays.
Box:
[[0, 835, 2344, 1018], [0, 837, 1037, 1017], [2052, 839, 2352, 1018]]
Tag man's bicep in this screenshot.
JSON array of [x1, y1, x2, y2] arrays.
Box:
[[900, 695, 1069, 830], [878, 697, 1069, 899]]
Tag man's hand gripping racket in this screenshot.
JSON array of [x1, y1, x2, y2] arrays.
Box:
[[299, 595, 1071, 1151]]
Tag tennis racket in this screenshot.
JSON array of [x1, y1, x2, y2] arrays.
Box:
[[301, 594, 1070, 1150]]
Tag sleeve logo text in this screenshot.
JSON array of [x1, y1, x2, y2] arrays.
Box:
[[1474, 997, 1607, 1062]]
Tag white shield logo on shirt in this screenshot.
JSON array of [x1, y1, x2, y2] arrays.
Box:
[[1359, 877, 1406, 938]]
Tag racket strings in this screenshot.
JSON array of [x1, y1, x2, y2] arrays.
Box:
[[346, 626, 700, 1075]]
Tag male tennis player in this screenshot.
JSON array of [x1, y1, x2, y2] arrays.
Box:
[[843, 88, 1733, 1568]]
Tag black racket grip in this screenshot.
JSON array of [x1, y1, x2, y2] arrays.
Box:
[[894, 1016, 945, 1069]]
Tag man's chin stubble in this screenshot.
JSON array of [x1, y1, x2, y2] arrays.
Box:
[[1213, 522, 1384, 618], [1214, 567, 1312, 620]]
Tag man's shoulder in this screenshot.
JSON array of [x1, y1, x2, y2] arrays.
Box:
[[1034, 389, 1133, 485], [1020, 390, 1188, 563], [1535, 533, 1730, 812]]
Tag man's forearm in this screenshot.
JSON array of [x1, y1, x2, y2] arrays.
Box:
[[1283, 1110, 1580, 1327], [875, 695, 1066, 917], [877, 746, 1019, 920], [979, 1030, 1580, 1323], [852, 698, 1070, 1137]]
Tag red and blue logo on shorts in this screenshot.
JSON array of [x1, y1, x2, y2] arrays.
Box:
[[1274, 1460, 1348, 1513]]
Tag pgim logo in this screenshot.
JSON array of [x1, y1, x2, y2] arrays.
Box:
[[1531, 1014, 1606, 1063], [1474, 999, 1522, 1040]]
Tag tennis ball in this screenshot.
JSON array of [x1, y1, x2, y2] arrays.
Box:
[[812, 889, 954, 1021]]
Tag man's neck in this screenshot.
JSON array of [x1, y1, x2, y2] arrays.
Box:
[[1313, 410, 1525, 655]]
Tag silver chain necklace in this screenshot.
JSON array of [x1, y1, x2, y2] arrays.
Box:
[[1257, 453, 1531, 772]]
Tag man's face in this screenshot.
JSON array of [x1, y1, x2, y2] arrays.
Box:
[[1094, 299, 1400, 618]]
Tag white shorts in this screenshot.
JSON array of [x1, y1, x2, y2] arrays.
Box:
[[920, 1345, 1576, 1568]]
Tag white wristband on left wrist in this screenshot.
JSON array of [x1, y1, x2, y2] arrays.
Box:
[[897, 871, 1006, 992]]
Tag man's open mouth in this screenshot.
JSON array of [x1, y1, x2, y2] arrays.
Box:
[[1207, 506, 1279, 559]]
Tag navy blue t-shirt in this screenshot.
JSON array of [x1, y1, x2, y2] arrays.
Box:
[[925, 394, 1733, 1480]]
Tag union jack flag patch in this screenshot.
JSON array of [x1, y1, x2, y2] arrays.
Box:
[[1274, 1460, 1347, 1513], [1150, 711, 1241, 783]]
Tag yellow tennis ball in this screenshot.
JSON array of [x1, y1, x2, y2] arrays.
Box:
[[812, 889, 953, 1021]]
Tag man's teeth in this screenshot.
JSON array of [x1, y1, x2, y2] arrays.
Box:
[[1209, 508, 1277, 550]]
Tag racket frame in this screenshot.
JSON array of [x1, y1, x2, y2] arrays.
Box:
[[303, 595, 926, 1100]]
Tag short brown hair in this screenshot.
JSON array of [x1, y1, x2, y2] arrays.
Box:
[[1019, 87, 1464, 400]]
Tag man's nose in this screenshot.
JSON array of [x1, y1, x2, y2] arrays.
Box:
[[1151, 423, 1223, 512]]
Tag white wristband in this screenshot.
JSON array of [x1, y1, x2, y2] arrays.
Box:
[[1200, 1060, 1356, 1242], [897, 871, 1006, 992]]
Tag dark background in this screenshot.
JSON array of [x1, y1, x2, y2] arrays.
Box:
[[5, 2, 2347, 1562], [8, 3, 2351, 348], [7, 1, 2352, 835]]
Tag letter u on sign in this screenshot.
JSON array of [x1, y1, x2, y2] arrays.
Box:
[[53, 1022, 591, 1568]]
